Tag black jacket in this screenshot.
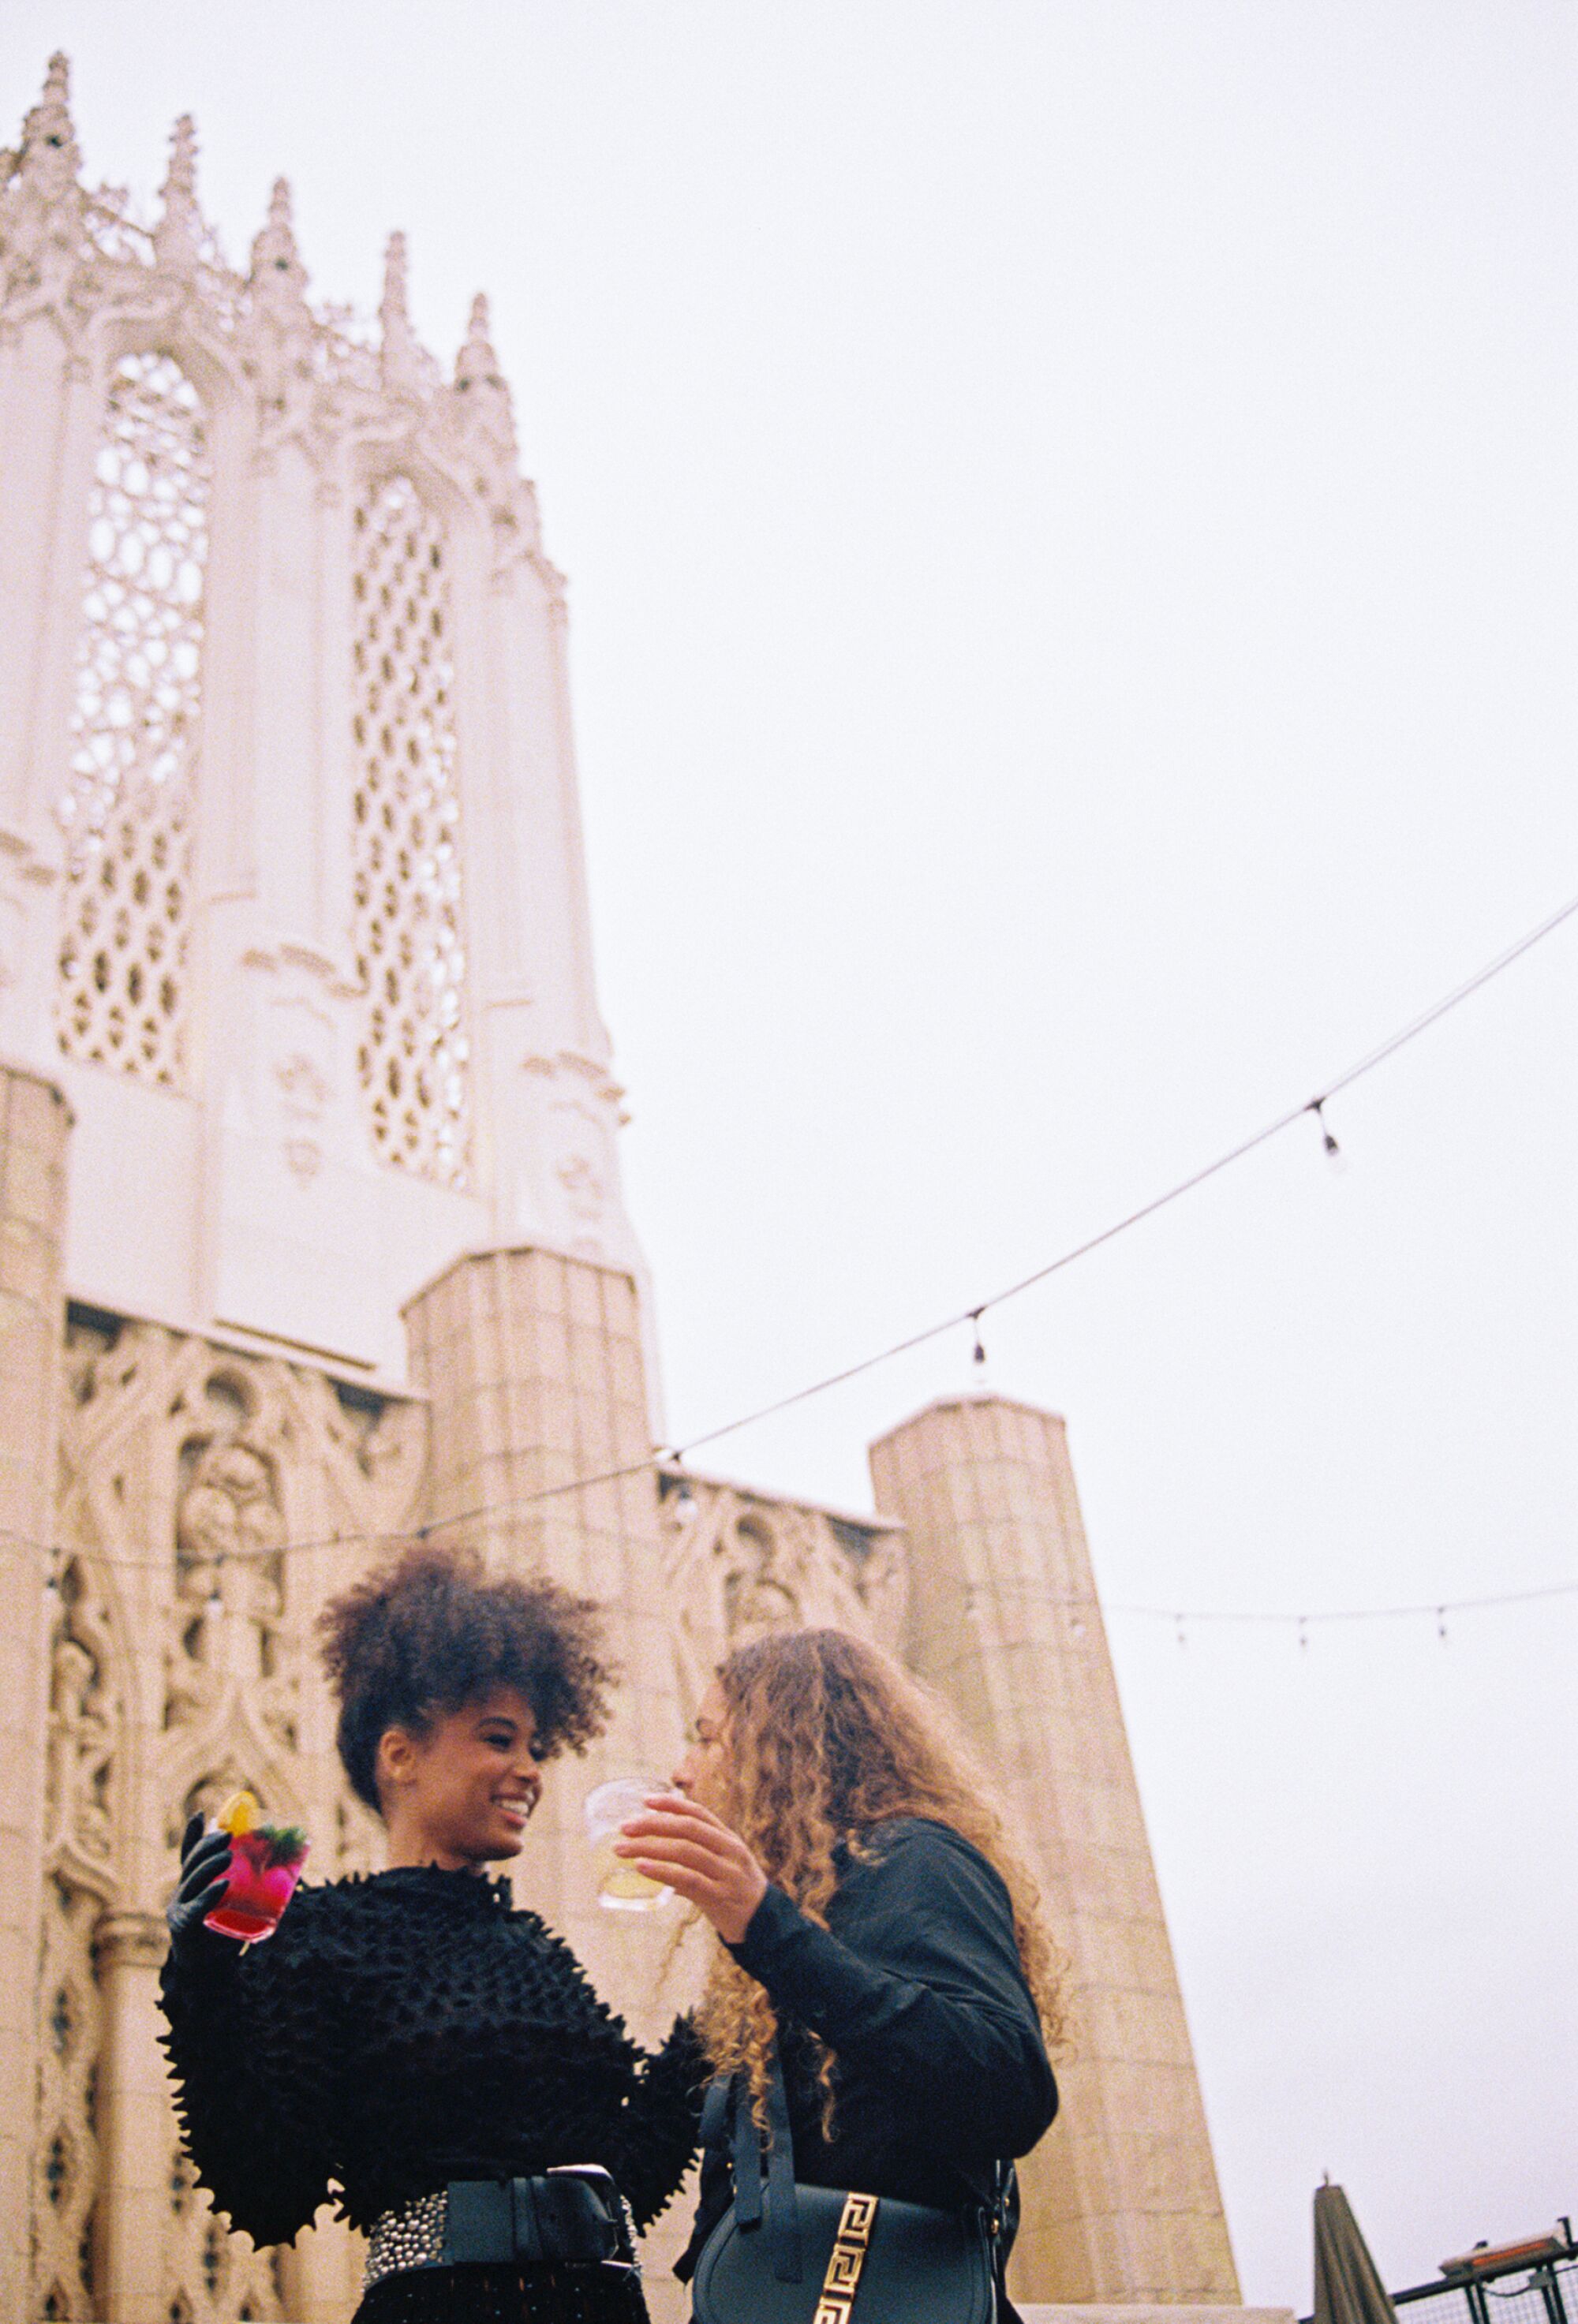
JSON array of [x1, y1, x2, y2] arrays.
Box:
[[677, 1815, 1057, 2285], [159, 1864, 702, 2247]]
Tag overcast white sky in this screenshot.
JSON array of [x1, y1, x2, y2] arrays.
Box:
[[6, 3, 1574, 2307]]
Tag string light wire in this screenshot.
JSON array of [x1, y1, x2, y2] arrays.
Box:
[[47, 884, 1578, 1607], [907, 1571, 1578, 1631], [665, 883, 1578, 1462], [1111, 1577, 1578, 1627], [33, 1519, 1575, 1635]]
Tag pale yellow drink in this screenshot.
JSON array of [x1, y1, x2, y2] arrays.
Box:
[[584, 1778, 672, 1914], [591, 1834, 667, 1911]]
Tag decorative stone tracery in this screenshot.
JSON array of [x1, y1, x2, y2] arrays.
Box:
[[660, 1471, 909, 1720], [160, 2133, 286, 2324], [44, 1556, 120, 1885], [349, 473, 473, 1186], [32, 1878, 105, 2321], [34, 1533, 122, 2319], [57, 349, 208, 1086], [37, 1313, 425, 2324], [4, 49, 649, 1354]]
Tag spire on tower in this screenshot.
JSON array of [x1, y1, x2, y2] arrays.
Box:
[[455, 292, 500, 389], [453, 292, 518, 465], [379, 230, 423, 397], [2, 54, 86, 314], [248, 176, 308, 309], [154, 114, 202, 275], [17, 52, 81, 191]]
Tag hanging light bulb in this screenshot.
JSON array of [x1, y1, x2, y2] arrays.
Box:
[[967, 1309, 989, 1390], [665, 1459, 698, 1527], [1308, 1099, 1345, 1173]]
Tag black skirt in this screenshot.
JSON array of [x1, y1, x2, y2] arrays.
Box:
[[353, 2262, 649, 2324]]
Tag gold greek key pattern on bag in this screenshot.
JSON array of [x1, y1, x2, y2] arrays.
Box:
[[813, 2191, 880, 2324]]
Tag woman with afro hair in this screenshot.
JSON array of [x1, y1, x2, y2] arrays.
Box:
[[159, 1541, 702, 2324]]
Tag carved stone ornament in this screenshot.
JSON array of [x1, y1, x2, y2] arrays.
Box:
[[59, 1313, 423, 1831], [661, 1474, 910, 1721], [32, 1874, 106, 2320], [2, 54, 540, 527], [0, 54, 88, 331], [39, 1311, 428, 2321], [267, 990, 338, 1184], [44, 1553, 120, 1891]]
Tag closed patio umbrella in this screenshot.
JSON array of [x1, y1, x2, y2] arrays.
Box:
[[1314, 2182, 1400, 2324]]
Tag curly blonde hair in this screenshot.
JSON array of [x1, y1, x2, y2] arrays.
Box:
[[694, 1627, 1065, 2124]]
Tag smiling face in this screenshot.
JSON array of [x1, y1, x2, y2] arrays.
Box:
[[671, 1679, 731, 1815], [377, 1685, 544, 1870]]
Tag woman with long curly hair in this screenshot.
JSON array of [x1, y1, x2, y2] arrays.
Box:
[[159, 1541, 701, 2324], [615, 1626, 1061, 2321]]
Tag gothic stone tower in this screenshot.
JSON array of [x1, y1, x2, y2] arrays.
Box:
[[0, 58, 1239, 2324]]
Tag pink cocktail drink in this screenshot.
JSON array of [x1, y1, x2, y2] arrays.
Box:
[[202, 1794, 308, 1941]]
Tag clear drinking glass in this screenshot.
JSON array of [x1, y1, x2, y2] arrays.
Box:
[[202, 1793, 310, 1942], [585, 1777, 671, 1913]]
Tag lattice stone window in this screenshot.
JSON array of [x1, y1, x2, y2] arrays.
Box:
[[32, 1878, 103, 2322], [57, 350, 208, 1085], [348, 473, 472, 1185]]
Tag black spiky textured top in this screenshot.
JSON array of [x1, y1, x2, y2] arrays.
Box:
[[158, 1866, 704, 2250]]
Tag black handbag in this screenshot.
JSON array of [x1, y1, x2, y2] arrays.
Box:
[[690, 2050, 1005, 2324]]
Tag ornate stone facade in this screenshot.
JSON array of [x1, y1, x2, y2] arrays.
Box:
[[658, 1467, 908, 1698], [0, 56, 1241, 2324], [36, 1313, 422, 2322]]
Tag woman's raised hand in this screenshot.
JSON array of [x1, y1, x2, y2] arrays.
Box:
[[165, 1813, 234, 1955], [615, 1794, 768, 1946]]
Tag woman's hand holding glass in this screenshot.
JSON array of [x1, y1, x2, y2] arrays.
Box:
[[614, 1793, 768, 1945], [166, 1795, 309, 1952], [166, 1816, 237, 1955]]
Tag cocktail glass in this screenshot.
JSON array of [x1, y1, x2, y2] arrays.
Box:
[[585, 1778, 672, 1913], [203, 1792, 309, 1942]]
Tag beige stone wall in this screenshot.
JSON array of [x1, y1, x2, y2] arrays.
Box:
[[0, 1066, 69, 2324], [404, 1243, 684, 2002], [404, 1243, 701, 2320], [869, 1392, 1240, 2307]]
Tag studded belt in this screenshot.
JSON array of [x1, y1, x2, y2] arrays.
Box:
[[364, 2170, 638, 2294]]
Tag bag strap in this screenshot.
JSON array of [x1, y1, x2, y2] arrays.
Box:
[[762, 2046, 802, 2283], [731, 2079, 765, 2233], [987, 2159, 1019, 2304], [990, 2159, 1017, 2239], [698, 2074, 731, 2151], [700, 2048, 804, 2285]]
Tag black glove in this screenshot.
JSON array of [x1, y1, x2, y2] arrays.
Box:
[[166, 1814, 237, 1956]]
